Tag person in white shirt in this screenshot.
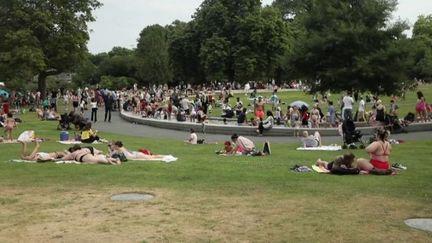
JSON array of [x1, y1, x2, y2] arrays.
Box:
[[180, 96, 190, 115], [342, 91, 354, 121], [228, 134, 255, 155], [357, 97, 366, 122], [244, 82, 250, 96], [185, 128, 198, 144], [90, 98, 98, 122]]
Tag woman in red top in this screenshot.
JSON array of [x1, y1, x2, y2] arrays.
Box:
[[357, 127, 392, 172]]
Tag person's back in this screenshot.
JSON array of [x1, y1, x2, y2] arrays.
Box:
[[262, 115, 274, 129], [342, 95, 353, 110], [301, 131, 320, 147], [237, 109, 246, 124], [189, 132, 198, 144], [236, 136, 255, 152], [301, 135, 319, 147]]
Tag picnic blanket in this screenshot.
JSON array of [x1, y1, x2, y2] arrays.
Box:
[[296, 145, 342, 151], [1, 138, 47, 144], [10, 159, 80, 164], [0, 139, 19, 144]]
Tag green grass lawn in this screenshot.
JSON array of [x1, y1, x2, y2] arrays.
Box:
[[0, 92, 432, 242]]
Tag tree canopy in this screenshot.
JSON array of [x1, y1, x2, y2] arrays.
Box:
[[2, 0, 428, 95], [283, 0, 412, 95], [410, 15, 432, 81], [0, 0, 101, 96]]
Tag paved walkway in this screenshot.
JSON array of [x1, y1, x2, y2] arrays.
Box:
[[93, 111, 432, 144]]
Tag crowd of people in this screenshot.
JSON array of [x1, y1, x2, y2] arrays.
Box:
[[0, 81, 428, 173]]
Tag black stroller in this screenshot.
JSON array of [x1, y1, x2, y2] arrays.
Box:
[[341, 119, 365, 149], [57, 113, 71, 130]]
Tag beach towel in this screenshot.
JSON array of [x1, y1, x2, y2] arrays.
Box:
[[58, 140, 82, 145], [128, 155, 178, 163], [0, 139, 19, 144], [58, 140, 102, 145], [296, 145, 342, 151], [1, 138, 47, 144], [10, 159, 79, 164]]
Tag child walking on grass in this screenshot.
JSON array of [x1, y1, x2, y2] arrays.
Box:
[[4, 112, 16, 141]]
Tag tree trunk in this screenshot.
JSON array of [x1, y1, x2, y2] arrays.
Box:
[[38, 72, 47, 100]]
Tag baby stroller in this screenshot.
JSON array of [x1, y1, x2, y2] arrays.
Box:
[[57, 113, 71, 130], [341, 119, 365, 149]]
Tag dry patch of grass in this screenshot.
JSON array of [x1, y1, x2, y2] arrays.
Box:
[[0, 187, 430, 242]]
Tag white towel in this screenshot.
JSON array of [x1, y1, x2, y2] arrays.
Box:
[[296, 146, 342, 151]]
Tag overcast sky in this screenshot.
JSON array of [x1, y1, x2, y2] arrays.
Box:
[[87, 0, 432, 54]]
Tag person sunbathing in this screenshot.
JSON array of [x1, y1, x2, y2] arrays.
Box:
[[61, 145, 120, 165], [356, 127, 395, 175], [316, 153, 360, 175], [109, 141, 171, 160], [20, 140, 65, 162], [301, 131, 322, 148]]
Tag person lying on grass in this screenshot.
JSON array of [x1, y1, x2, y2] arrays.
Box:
[[316, 153, 360, 175], [61, 145, 120, 165], [20, 140, 66, 162], [216, 141, 242, 155], [108, 141, 171, 160]]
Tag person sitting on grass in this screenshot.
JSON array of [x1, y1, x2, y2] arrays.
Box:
[[316, 153, 360, 175], [20, 140, 65, 162], [109, 141, 172, 160], [185, 128, 198, 144], [300, 131, 322, 148], [356, 127, 395, 175], [227, 133, 255, 155], [61, 145, 120, 165], [80, 122, 100, 144]]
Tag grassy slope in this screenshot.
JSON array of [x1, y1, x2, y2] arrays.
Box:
[[211, 84, 432, 118]]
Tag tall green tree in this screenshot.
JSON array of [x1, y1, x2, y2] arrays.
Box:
[[136, 25, 173, 85], [0, 0, 101, 96], [288, 0, 412, 95], [410, 15, 432, 81], [178, 0, 289, 83]]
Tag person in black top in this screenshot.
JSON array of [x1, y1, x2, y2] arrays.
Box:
[[237, 108, 247, 125], [103, 91, 114, 122]]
